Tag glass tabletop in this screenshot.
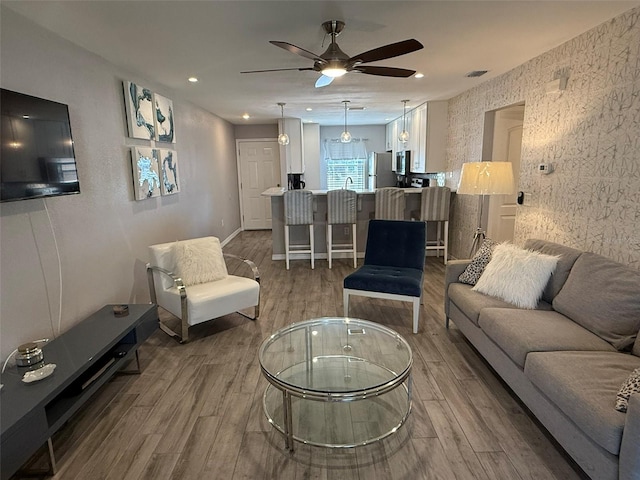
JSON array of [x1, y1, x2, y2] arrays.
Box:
[[259, 317, 412, 398]]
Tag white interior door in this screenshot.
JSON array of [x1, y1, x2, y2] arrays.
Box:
[[238, 140, 281, 230], [487, 106, 524, 242]]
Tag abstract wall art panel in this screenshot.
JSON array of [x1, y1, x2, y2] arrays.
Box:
[[124, 81, 155, 140], [154, 94, 176, 143], [160, 149, 180, 195], [131, 147, 161, 200]]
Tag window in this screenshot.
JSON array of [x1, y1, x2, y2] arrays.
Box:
[[323, 138, 368, 190]]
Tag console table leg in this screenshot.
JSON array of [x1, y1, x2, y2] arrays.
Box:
[[118, 350, 142, 375], [47, 437, 57, 475]]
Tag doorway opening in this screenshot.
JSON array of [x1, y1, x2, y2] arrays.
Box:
[[481, 103, 525, 243]]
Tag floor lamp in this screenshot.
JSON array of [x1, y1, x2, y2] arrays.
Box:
[[457, 161, 515, 256]]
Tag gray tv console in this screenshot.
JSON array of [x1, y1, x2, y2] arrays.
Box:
[[0, 304, 158, 480]]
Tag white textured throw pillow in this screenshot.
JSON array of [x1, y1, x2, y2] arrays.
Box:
[[173, 237, 228, 286], [472, 243, 559, 309]]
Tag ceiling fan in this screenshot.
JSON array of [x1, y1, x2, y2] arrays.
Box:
[[241, 20, 424, 88]]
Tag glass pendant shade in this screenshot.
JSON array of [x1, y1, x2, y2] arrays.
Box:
[[341, 100, 351, 143], [340, 131, 352, 143], [277, 102, 289, 146], [398, 99, 410, 143], [278, 133, 290, 146]]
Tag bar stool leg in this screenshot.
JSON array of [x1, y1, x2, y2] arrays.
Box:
[[437, 221, 442, 259], [327, 224, 333, 269], [309, 224, 315, 269], [444, 220, 449, 265], [285, 225, 290, 270], [352, 223, 357, 268]]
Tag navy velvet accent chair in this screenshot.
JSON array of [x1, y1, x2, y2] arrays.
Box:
[[343, 219, 426, 333]]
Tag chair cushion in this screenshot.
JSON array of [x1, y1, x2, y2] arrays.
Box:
[[478, 308, 616, 368], [553, 252, 640, 351], [364, 220, 426, 270], [344, 265, 423, 297], [155, 275, 259, 326], [525, 351, 640, 455]]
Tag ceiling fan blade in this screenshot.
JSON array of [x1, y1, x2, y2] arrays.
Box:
[[270, 41, 326, 63], [241, 67, 314, 74], [353, 66, 416, 77], [349, 39, 423, 65], [315, 75, 334, 88]]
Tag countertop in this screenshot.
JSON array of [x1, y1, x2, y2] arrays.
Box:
[[261, 187, 425, 197]]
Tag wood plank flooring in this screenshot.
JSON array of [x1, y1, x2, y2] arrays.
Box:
[[15, 230, 587, 480]]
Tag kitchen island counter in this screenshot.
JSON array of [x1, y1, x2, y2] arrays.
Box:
[[262, 188, 424, 262]]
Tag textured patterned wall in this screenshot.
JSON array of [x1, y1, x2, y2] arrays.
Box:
[[446, 7, 640, 269]]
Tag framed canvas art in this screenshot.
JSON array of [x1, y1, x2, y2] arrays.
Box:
[[154, 94, 176, 143], [131, 147, 161, 200], [124, 81, 155, 140], [159, 149, 180, 195]]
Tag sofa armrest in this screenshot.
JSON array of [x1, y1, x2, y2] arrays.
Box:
[[620, 393, 640, 480], [444, 260, 471, 320]]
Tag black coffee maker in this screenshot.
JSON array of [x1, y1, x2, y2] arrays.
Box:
[[288, 173, 305, 190]]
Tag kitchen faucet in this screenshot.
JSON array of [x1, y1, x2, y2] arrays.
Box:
[[343, 176, 353, 189]]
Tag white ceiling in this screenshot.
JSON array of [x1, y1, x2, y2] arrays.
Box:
[[4, 1, 637, 126]]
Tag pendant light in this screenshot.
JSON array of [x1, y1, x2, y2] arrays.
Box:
[[340, 100, 352, 143], [398, 99, 410, 144], [277, 103, 290, 146]]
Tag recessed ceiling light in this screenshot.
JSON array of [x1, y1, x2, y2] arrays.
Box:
[[415, 73, 424, 79], [22, 115, 30, 119], [188, 77, 198, 83], [242, 113, 250, 120], [306, 107, 313, 112]]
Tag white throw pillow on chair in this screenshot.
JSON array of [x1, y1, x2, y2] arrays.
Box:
[[173, 237, 228, 286]]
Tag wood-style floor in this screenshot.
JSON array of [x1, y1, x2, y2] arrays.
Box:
[[16, 230, 586, 480]]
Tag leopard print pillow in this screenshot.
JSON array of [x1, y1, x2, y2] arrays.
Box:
[[615, 367, 640, 413], [458, 238, 498, 285]]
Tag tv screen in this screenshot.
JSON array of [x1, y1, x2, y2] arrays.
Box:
[[1, 88, 80, 202]]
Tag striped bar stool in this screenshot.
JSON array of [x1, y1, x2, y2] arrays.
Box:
[[327, 189, 358, 269], [420, 186, 451, 264], [284, 190, 315, 269], [375, 187, 406, 220]]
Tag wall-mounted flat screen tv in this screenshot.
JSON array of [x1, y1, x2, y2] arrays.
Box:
[[1, 88, 80, 202]]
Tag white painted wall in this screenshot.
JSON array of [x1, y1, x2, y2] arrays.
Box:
[[0, 9, 242, 359]]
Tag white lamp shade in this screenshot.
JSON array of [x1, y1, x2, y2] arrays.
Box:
[[457, 161, 515, 195]]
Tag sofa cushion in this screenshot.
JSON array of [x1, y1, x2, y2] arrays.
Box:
[[472, 243, 559, 309], [458, 238, 497, 285], [479, 309, 616, 368], [553, 252, 640, 351], [634, 334, 640, 357], [525, 351, 640, 455], [448, 283, 552, 327], [524, 239, 582, 303]]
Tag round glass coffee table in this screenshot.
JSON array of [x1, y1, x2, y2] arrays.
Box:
[[259, 317, 412, 451]]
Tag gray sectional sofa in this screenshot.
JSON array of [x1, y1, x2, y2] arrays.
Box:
[[444, 239, 640, 480]]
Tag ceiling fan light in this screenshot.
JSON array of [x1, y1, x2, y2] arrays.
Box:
[[278, 133, 290, 146], [323, 67, 347, 78]]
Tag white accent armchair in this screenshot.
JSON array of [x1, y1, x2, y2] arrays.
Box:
[[146, 237, 260, 343]]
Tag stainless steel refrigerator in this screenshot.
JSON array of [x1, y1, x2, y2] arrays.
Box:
[[368, 152, 395, 190]]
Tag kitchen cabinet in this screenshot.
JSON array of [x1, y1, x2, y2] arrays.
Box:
[[278, 118, 304, 173], [385, 120, 397, 154], [409, 101, 448, 173]]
